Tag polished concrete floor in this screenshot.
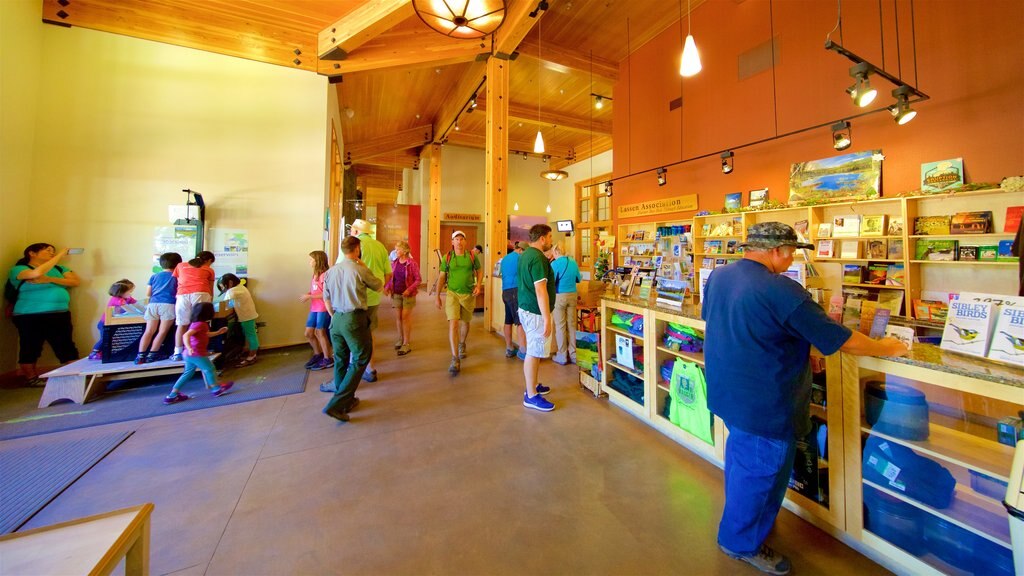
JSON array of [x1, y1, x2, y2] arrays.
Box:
[[4, 300, 889, 575]]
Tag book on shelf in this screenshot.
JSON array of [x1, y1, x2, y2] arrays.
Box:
[[832, 214, 861, 237], [865, 263, 888, 285], [701, 257, 715, 269], [913, 215, 952, 235], [998, 240, 1018, 261], [866, 239, 887, 259], [861, 215, 886, 236], [885, 264, 905, 286], [794, 220, 809, 241], [986, 304, 1024, 367], [816, 239, 834, 258], [886, 217, 904, 236], [842, 264, 865, 284], [704, 240, 723, 254], [782, 263, 809, 287], [921, 158, 964, 192], [1004, 206, 1024, 234], [941, 300, 996, 358], [876, 289, 905, 316], [827, 295, 844, 322], [887, 239, 904, 260], [912, 299, 948, 321], [816, 222, 832, 238], [950, 211, 992, 234], [714, 258, 729, 267], [701, 223, 711, 236], [884, 325, 915, 350], [726, 240, 738, 254], [858, 301, 880, 335], [915, 239, 957, 260], [839, 240, 861, 259], [958, 245, 979, 261], [868, 308, 892, 339], [978, 245, 998, 261], [709, 221, 735, 236]]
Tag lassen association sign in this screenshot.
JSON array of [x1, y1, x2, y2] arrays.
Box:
[[617, 195, 698, 219]]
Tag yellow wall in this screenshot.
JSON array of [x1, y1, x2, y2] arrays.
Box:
[[1, 16, 327, 371]]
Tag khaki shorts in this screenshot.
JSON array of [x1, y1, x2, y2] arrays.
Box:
[[392, 294, 416, 309], [368, 305, 379, 330], [175, 293, 212, 325], [144, 303, 176, 322], [445, 291, 474, 323], [518, 308, 550, 359]]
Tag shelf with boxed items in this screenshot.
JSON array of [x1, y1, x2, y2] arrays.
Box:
[[601, 300, 649, 416]]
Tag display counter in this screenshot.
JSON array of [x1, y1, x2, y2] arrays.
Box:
[[598, 293, 1023, 575]]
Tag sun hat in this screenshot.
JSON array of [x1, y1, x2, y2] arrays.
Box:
[[352, 219, 375, 234], [451, 230, 466, 240], [738, 221, 814, 250]]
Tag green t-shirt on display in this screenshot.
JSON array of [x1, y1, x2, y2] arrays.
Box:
[[441, 251, 479, 295], [669, 359, 713, 445], [358, 233, 390, 307], [8, 265, 72, 315], [517, 246, 554, 315]]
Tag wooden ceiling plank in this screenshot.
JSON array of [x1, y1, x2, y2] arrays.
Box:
[[318, 31, 486, 75], [516, 38, 619, 83], [317, 0, 415, 60], [476, 100, 611, 135], [432, 61, 488, 143], [359, 150, 420, 169], [347, 125, 434, 162], [444, 133, 570, 160], [493, 0, 545, 56]]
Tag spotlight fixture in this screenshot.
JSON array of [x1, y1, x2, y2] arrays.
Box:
[[889, 85, 918, 125], [412, 0, 507, 39], [656, 167, 668, 186], [455, 120, 460, 131], [595, 95, 604, 109], [604, 181, 613, 197], [846, 62, 877, 108], [831, 121, 852, 151], [721, 151, 734, 174], [540, 169, 568, 181], [470, 94, 478, 109]]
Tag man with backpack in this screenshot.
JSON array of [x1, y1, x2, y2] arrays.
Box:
[[434, 230, 481, 375]]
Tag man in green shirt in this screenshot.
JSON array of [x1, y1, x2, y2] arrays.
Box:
[[346, 219, 391, 382], [518, 224, 555, 411], [435, 230, 481, 375]]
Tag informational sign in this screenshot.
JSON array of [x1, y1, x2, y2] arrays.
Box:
[[209, 228, 249, 279], [617, 195, 698, 219], [615, 334, 635, 370], [152, 226, 198, 273], [443, 213, 482, 222]]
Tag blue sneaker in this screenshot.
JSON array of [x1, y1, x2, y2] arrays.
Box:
[[535, 383, 551, 396], [169, 353, 183, 362], [523, 392, 554, 412], [362, 369, 378, 383], [304, 354, 323, 369], [516, 350, 526, 361]]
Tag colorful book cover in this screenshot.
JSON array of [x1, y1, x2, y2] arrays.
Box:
[[827, 295, 845, 323], [885, 264, 905, 286], [701, 223, 711, 236], [869, 308, 892, 339], [726, 240, 738, 254], [950, 211, 992, 234], [887, 217, 904, 236], [921, 158, 964, 192], [859, 301, 880, 335], [794, 220, 809, 240], [704, 240, 723, 254], [887, 239, 904, 260], [998, 240, 1018, 261], [958, 246, 979, 261], [912, 299, 948, 321], [914, 215, 952, 235], [978, 245, 998, 261], [832, 214, 861, 237], [885, 325, 915, 350], [816, 239, 834, 258], [986, 305, 1024, 366], [941, 300, 996, 358], [817, 223, 833, 238], [861, 215, 886, 236], [842, 264, 864, 284], [866, 239, 887, 259], [915, 239, 958, 260], [1004, 206, 1024, 234], [839, 240, 862, 259], [876, 289, 905, 316], [725, 193, 742, 210], [866, 263, 888, 285]]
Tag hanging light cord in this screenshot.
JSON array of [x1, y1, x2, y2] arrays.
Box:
[[878, 0, 885, 70], [537, 17, 542, 124], [826, 0, 844, 45], [894, 0, 902, 80], [769, 0, 778, 138]]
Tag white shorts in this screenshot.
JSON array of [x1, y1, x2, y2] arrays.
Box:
[[144, 303, 176, 322], [517, 308, 550, 359], [175, 293, 212, 325]]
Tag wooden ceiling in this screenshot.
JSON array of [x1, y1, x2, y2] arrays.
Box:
[[41, 0, 695, 174]]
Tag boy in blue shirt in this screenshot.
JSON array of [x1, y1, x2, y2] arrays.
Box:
[[135, 252, 181, 363]]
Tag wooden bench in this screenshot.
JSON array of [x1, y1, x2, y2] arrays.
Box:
[[0, 503, 153, 576]]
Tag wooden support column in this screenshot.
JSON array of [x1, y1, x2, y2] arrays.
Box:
[[427, 144, 442, 291], [483, 57, 510, 334]]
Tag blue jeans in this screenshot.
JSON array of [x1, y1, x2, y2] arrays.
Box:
[[171, 355, 218, 392], [718, 426, 797, 555]]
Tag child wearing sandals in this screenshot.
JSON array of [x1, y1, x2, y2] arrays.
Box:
[[300, 250, 334, 371], [218, 273, 259, 366], [171, 251, 216, 361], [87, 279, 139, 360], [135, 252, 181, 364], [163, 302, 232, 404]]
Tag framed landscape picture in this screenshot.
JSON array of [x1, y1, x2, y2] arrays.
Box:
[[788, 150, 882, 205], [749, 188, 768, 207], [725, 193, 742, 210]]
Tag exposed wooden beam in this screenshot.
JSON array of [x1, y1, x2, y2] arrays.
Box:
[[476, 99, 612, 135], [346, 125, 433, 162], [317, 0, 414, 60], [549, 135, 613, 171], [432, 61, 488, 143], [483, 56, 510, 334], [493, 0, 546, 57], [516, 39, 619, 83], [359, 150, 420, 170], [445, 133, 570, 161], [427, 144, 442, 290], [318, 29, 488, 76]]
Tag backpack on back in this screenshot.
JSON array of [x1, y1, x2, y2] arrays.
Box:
[[4, 265, 65, 319]]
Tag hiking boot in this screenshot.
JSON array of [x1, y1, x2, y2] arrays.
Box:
[[211, 381, 234, 397], [719, 544, 791, 575], [313, 357, 334, 371], [505, 348, 516, 358], [523, 392, 555, 412], [345, 397, 361, 413], [323, 406, 350, 422], [87, 350, 102, 361], [448, 357, 460, 375], [535, 383, 551, 396], [304, 354, 323, 369], [163, 392, 190, 405], [457, 342, 466, 359]]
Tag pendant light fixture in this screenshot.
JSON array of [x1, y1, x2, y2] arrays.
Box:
[[514, 201, 520, 211], [412, 0, 507, 39], [541, 169, 568, 181], [679, 0, 702, 77], [533, 17, 545, 154], [546, 205, 552, 213]]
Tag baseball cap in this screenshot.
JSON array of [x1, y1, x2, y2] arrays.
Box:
[[738, 222, 814, 250], [351, 219, 375, 234], [451, 230, 466, 240]]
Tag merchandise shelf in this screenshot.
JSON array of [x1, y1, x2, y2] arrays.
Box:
[[606, 325, 644, 341], [860, 421, 1013, 481], [606, 359, 644, 381], [907, 260, 1016, 266], [908, 233, 1014, 239], [656, 346, 704, 366], [823, 235, 904, 241], [814, 258, 903, 264], [841, 283, 907, 290]]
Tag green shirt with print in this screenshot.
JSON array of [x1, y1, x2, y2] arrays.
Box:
[[358, 232, 390, 307], [517, 246, 555, 315], [8, 265, 72, 315], [441, 251, 479, 295]]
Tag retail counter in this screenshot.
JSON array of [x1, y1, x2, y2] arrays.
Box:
[[598, 294, 1023, 576]]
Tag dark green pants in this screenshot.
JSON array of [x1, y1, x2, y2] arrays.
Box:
[[324, 309, 372, 414]]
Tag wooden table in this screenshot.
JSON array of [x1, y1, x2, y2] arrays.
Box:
[[0, 503, 153, 576]]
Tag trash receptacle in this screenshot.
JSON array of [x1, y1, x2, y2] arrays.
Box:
[[1005, 439, 1024, 575]]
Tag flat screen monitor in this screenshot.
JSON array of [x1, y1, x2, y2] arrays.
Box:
[[555, 220, 574, 233]]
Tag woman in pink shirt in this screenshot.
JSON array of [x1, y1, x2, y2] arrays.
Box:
[[300, 250, 333, 371], [171, 251, 216, 361], [383, 241, 421, 356]]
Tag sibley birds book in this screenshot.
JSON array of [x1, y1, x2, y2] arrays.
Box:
[[986, 305, 1024, 367], [941, 300, 996, 358]]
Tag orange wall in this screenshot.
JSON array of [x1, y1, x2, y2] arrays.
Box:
[[611, 0, 1024, 223]]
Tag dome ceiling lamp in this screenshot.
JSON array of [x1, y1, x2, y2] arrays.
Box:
[[412, 0, 507, 40], [541, 169, 568, 181]]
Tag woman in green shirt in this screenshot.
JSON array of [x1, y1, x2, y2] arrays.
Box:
[[8, 243, 81, 386]]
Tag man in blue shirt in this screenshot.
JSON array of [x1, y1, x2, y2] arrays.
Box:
[[499, 242, 525, 358], [702, 222, 907, 575]]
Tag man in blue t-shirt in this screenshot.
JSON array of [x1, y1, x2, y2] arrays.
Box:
[[499, 242, 526, 358], [702, 222, 907, 575]]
